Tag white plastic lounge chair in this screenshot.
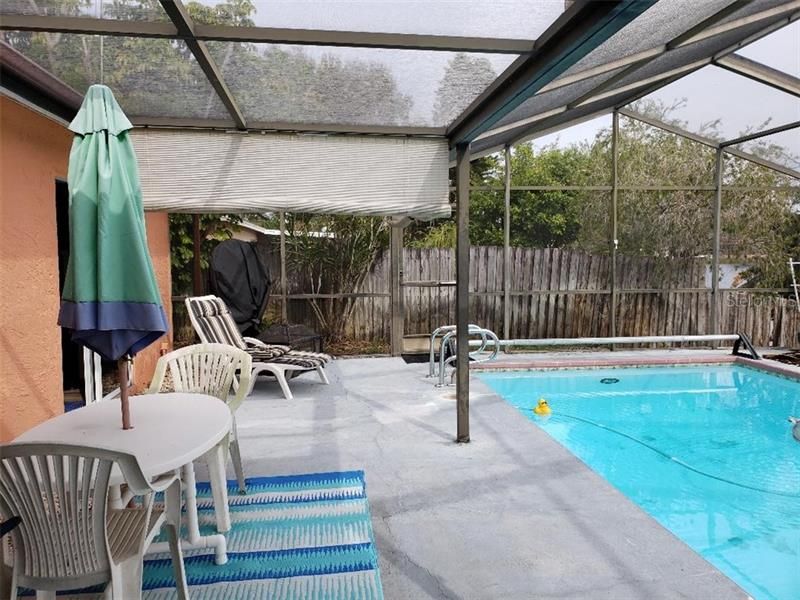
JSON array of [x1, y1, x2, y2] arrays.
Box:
[[185, 295, 331, 400], [149, 343, 252, 494], [0, 442, 188, 600]]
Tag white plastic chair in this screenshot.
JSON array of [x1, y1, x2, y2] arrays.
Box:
[[0, 442, 188, 600], [149, 343, 252, 495]]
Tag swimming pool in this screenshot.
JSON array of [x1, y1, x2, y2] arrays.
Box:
[[479, 364, 800, 600]]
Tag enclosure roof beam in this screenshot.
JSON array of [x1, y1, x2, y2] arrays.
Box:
[[617, 108, 721, 148], [537, 1, 799, 97], [621, 109, 800, 178], [714, 54, 800, 98], [2, 2, 797, 53], [605, 6, 800, 111], [158, 0, 246, 130], [579, 60, 708, 106], [567, 0, 754, 109], [193, 24, 534, 53], [469, 63, 699, 151], [446, 0, 655, 146], [607, 9, 799, 112], [673, 0, 800, 47], [720, 120, 800, 147], [470, 5, 799, 158], [0, 13, 535, 54], [723, 147, 800, 179], [0, 14, 178, 38], [131, 116, 446, 136]]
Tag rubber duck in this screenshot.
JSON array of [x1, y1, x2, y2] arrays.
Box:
[[790, 417, 800, 443], [533, 398, 552, 416]]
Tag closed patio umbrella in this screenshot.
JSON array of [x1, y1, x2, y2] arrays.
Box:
[[58, 84, 168, 430]]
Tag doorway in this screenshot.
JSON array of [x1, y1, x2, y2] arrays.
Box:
[[55, 179, 84, 404]]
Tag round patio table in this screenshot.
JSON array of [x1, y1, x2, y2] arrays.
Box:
[[13, 392, 233, 564]]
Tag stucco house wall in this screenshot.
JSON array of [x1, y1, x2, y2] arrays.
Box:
[[0, 96, 172, 442]]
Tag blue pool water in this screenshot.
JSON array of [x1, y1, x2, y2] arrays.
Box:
[[480, 365, 800, 600]]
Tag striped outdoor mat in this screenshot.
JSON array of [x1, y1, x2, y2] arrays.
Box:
[[20, 471, 383, 599], [144, 470, 384, 599]]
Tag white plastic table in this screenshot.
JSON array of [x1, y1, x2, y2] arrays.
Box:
[[14, 392, 233, 564]]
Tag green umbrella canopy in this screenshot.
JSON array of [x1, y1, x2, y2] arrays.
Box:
[[58, 85, 168, 362]]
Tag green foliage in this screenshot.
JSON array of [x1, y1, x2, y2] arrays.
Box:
[[408, 144, 597, 249], [169, 214, 241, 296], [407, 220, 456, 249], [284, 214, 389, 340], [409, 98, 799, 286], [605, 100, 799, 287]]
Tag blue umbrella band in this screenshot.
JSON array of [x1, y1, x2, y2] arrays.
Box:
[[59, 300, 168, 362]]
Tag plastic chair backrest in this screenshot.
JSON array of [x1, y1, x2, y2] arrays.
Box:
[[0, 443, 148, 590], [149, 343, 252, 411]]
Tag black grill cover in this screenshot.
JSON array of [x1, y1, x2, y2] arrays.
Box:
[[208, 239, 271, 335]]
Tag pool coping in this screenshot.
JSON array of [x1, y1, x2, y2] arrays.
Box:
[[471, 352, 800, 381]]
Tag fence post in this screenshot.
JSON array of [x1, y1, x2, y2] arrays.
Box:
[[390, 223, 404, 356], [192, 214, 203, 295], [279, 211, 288, 323], [610, 111, 619, 341], [456, 142, 471, 443], [503, 144, 512, 346], [711, 148, 723, 335]]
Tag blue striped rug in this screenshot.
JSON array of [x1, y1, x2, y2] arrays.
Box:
[[144, 470, 383, 599], [20, 471, 383, 599]]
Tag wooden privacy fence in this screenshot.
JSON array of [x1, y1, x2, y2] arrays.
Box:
[[182, 246, 800, 348]]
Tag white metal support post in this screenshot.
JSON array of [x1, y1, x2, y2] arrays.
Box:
[[455, 142, 471, 443]]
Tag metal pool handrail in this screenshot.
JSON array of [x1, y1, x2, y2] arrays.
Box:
[[428, 324, 481, 378], [437, 327, 500, 387]]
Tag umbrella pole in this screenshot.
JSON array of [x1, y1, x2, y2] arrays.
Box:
[[119, 357, 132, 430]]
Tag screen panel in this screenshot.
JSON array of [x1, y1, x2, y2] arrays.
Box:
[[207, 41, 516, 127], [0, 0, 168, 21], [189, 0, 562, 40], [633, 65, 800, 143], [1, 31, 231, 119]]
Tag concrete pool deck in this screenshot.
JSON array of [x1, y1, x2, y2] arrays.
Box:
[[230, 350, 761, 599]]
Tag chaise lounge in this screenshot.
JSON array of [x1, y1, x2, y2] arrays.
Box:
[[185, 295, 332, 400]]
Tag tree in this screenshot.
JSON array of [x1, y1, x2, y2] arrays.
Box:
[[578, 99, 799, 288], [408, 144, 594, 248], [283, 214, 389, 341], [168, 214, 243, 296], [408, 97, 799, 279], [432, 53, 497, 126], [2, 0, 413, 126]]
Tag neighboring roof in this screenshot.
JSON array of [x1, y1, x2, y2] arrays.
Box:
[[233, 219, 335, 239]]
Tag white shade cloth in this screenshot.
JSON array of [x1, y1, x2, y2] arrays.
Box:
[[131, 128, 451, 219]]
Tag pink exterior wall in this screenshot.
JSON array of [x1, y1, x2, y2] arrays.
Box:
[[0, 97, 172, 441], [132, 212, 173, 394]]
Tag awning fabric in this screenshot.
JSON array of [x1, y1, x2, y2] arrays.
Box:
[[130, 129, 451, 220]]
